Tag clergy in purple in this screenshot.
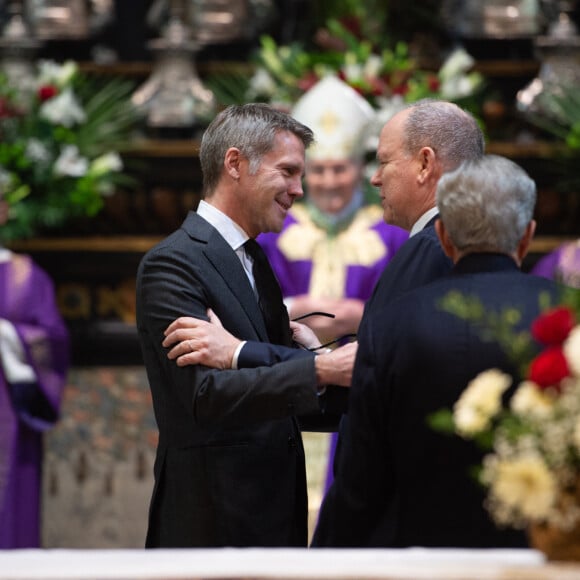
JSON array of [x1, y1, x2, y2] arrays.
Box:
[[0, 245, 69, 548], [531, 239, 580, 288]]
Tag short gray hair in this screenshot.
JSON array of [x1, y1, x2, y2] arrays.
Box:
[[436, 154, 536, 254], [200, 103, 314, 196], [403, 100, 485, 172]]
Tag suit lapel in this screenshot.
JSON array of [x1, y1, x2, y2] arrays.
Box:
[[182, 213, 270, 341]]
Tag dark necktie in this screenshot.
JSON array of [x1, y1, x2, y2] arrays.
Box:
[[244, 238, 291, 346]]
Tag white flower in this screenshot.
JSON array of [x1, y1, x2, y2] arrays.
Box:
[[363, 54, 383, 80], [453, 369, 512, 437], [24, 138, 51, 164], [440, 75, 480, 100], [39, 87, 86, 128], [438, 48, 483, 100], [375, 95, 407, 123], [364, 95, 406, 153], [564, 325, 580, 377], [54, 145, 89, 177], [247, 68, 278, 99], [89, 152, 123, 177], [439, 48, 475, 82], [37, 60, 78, 88], [487, 455, 557, 521], [510, 380, 555, 418], [341, 61, 364, 84]]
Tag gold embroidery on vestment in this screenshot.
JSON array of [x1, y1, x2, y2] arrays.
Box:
[[277, 205, 387, 298]]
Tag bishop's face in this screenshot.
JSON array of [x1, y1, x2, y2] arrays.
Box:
[[304, 158, 363, 215]]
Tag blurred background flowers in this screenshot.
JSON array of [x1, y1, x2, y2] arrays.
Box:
[[207, 14, 485, 124], [0, 60, 138, 241]]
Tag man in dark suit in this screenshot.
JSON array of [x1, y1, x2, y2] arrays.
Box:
[[311, 154, 560, 547], [136, 103, 355, 548], [160, 100, 487, 543], [359, 99, 486, 316]]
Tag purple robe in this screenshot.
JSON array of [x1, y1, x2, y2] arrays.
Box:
[[258, 204, 408, 490], [259, 207, 408, 302], [531, 241, 580, 288], [0, 252, 69, 548]]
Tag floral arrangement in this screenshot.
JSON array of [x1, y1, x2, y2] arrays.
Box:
[[0, 60, 138, 241], [207, 17, 484, 124], [431, 291, 580, 532]]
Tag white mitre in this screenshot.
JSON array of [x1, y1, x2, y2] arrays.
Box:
[[291, 75, 376, 161]]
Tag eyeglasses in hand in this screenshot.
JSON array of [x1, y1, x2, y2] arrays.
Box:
[[291, 311, 357, 351]]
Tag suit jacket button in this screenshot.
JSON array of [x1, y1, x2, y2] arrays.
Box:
[[288, 436, 296, 447]]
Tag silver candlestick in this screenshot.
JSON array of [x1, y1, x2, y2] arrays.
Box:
[[517, 0, 580, 120], [131, 0, 217, 137]]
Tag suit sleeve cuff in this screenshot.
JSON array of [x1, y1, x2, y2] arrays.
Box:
[[231, 341, 247, 369]]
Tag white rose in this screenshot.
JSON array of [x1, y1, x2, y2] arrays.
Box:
[[453, 369, 512, 437], [510, 380, 555, 418], [564, 326, 580, 377], [488, 455, 556, 521]]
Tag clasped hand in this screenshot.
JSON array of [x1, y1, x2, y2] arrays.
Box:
[[162, 309, 356, 386]]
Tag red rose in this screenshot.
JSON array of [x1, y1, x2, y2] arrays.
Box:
[[38, 85, 58, 101], [338, 16, 362, 39], [427, 75, 440, 93], [531, 306, 575, 346], [528, 346, 570, 391], [392, 83, 409, 96]]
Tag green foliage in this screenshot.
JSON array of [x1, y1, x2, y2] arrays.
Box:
[[0, 61, 140, 241], [437, 291, 543, 377], [426, 408, 456, 434], [205, 12, 484, 124], [529, 83, 580, 150]]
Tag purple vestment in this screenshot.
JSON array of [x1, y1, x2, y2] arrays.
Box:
[[259, 205, 408, 303], [0, 251, 69, 548], [531, 241, 580, 288], [258, 203, 408, 490]]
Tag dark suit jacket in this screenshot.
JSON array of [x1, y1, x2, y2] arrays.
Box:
[[312, 253, 560, 547], [136, 211, 328, 548], [359, 217, 453, 336], [324, 217, 452, 477]]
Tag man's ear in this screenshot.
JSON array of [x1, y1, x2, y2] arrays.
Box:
[[435, 218, 455, 259], [516, 220, 536, 264], [224, 147, 242, 180], [417, 146, 436, 185]]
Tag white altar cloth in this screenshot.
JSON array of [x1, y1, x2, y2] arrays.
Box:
[[1, 547, 579, 580]]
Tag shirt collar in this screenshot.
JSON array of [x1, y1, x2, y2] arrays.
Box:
[[410, 207, 439, 237], [196, 200, 249, 251]]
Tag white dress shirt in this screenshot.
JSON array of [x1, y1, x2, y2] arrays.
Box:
[[410, 206, 439, 237], [196, 200, 254, 367]]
